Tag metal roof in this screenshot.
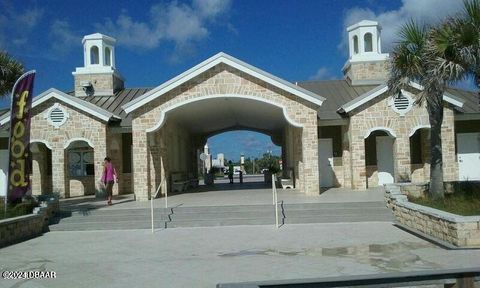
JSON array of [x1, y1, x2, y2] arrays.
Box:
[[297, 80, 378, 119], [79, 88, 152, 127]]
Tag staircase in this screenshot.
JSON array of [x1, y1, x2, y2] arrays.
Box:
[[49, 201, 394, 231]]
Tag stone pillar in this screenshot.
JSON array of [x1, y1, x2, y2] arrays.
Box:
[[301, 119, 319, 195], [94, 133, 107, 197], [31, 143, 46, 196], [342, 124, 352, 188], [442, 109, 457, 181], [51, 146, 67, 198], [350, 133, 367, 189], [395, 135, 411, 182], [132, 129, 149, 201]]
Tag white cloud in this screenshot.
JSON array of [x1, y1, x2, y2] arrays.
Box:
[[95, 0, 232, 54], [309, 67, 333, 80], [0, 3, 44, 50], [50, 20, 81, 54], [339, 0, 464, 53]]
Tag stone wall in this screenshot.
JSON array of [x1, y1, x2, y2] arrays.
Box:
[[385, 184, 480, 247], [0, 197, 58, 248], [348, 92, 457, 189], [74, 72, 124, 96], [29, 98, 108, 198], [344, 60, 389, 84], [131, 63, 319, 200]]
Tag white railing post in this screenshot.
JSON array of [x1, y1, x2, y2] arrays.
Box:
[[151, 177, 166, 233], [164, 181, 168, 209], [272, 174, 279, 228]]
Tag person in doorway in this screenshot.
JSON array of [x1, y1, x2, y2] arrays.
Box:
[[228, 161, 234, 184], [102, 157, 118, 205]]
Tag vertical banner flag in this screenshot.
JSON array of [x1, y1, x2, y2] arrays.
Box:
[[6, 70, 36, 204]]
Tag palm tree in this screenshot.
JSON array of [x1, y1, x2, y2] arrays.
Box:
[[0, 51, 24, 98], [388, 21, 449, 199]]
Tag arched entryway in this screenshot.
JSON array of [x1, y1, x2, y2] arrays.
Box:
[[409, 126, 431, 183], [364, 128, 396, 187], [125, 54, 323, 201], [30, 141, 53, 196], [64, 139, 95, 197], [144, 96, 303, 199]]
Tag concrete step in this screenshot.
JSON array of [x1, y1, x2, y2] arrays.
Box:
[[49, 201, 394, 230]]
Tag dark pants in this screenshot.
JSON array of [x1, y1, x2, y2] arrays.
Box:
[[228, 174, 233, 183], [105, 181, 114, 197]]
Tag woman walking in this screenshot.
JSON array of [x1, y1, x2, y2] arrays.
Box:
[[102, 157, 117, 205]]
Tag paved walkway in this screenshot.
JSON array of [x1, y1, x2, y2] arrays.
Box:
[[57, 177, 385, 212], [1, 222, 480, 288]]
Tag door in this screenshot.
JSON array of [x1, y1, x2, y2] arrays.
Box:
[[376, 136, 395, 185], [457, 133, 480, 181], [318, 139, 333, 187], [0, 149, 8, 197]]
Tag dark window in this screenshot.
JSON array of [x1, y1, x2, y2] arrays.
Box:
[[122, 133, 132, 173], [318, 126, 343, 157], [410, 130, 423, 164]]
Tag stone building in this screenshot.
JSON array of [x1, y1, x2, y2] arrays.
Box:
[[0, 20, 479, 200]]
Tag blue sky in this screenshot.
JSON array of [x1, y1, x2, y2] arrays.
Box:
[[0, 0, 470, 159]]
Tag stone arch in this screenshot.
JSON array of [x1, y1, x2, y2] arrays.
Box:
[[64, 137, 95, 149], [145, 94, 304, 133], [409, 124, 431, 137], [364, 126, 397, 139]]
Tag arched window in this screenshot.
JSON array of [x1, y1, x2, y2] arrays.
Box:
[[364, 33, 373, 52], [104, 47, 111, 66], [353, 35, 359, 54], [90, 46, 99, 64]]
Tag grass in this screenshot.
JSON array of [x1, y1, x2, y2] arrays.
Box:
[[408, 183, 480, 216], [0, 199, 37, 220]]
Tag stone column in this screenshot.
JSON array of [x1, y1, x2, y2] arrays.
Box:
[[301, 117, 320, 195], [51, 146, 67, 198], [341, 124, 352, 188], [442, 109, 457, 181], [350, 133, 367, 189], [395, 135, 411, 182], [132, 129, 149, 201], [94, 131, 107, 197]]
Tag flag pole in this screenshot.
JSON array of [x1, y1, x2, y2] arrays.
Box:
[[4, 70, 36, 217]]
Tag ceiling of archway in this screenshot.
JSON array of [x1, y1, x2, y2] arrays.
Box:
[[165, 97, 290, 136]]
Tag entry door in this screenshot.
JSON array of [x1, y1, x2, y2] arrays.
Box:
[[0, 150, 8, 197], [318, 139, 333, 187], [457, 133, 480, 181], [376, 136, 395, 185]]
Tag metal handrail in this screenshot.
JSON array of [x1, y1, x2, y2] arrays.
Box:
[[272, 174, 279, 228], [151, 176, 167, 233]]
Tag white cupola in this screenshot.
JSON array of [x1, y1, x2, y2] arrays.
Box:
[[343, 20, 390, 85], [72, 33, 124, 97]]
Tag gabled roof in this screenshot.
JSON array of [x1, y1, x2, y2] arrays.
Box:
[[122, 52, 326, 114], [297, 80, 378, 120], [337, 82, 465, 114], [0, 88, 121, 126]]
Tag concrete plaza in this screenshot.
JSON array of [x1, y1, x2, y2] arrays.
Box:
[[1, 222, 480, 288]]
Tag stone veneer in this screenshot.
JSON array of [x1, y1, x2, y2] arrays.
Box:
[[131, 63, 320, 201], [344, 60, 389, 84], [29, 98, 108, 198], [385, 184, 480, 247], [74, 72, 124, 97], [347, 91, 457, 189], [0, 197, 59, 248]]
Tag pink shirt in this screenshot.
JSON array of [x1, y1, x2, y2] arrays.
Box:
[[102, 162, 116, 182]]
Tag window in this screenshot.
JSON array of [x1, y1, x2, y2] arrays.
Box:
[[122, 133, 132, 173], [90, 46, 99, 64], [104, 47, 111, 66], [68, 150, 94, 177], [353, 35, 359, 54], [364, 33, 373, 52]]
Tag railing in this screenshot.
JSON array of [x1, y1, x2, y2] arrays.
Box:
[[272, 174, 279, 228], [150, 176, 167, 233], [216, 267, 480, 288]]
